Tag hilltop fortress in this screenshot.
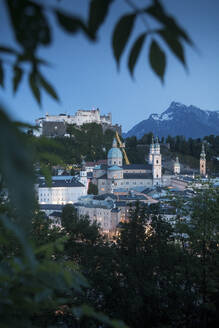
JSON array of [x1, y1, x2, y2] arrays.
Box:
[[35, 108, 121, 137]]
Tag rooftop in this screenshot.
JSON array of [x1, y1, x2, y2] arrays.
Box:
[[38, 177, 85, 188]]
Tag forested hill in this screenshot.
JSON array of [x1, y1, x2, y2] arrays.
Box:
[[29, 123, 115, 165]]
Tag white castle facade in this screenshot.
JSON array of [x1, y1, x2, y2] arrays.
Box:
[[35, 108, 112, 136], [92, 137, 171, 194]]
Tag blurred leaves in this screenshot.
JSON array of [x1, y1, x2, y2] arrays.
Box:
[[0, 60, 4, 88], [1, 0, 192, 103], [88, 0, 114, 37], [145, 2, 193, 45], [6, 0, 51, 52], [112, 14, 136, 67], [0, 105, 35, 230], [55, 10, 92, 39], [149, 40, 166, 82], [13, 65, 23, 93], [73, 304, 128, 328], [29, 71, 41, 105], [128, 32, 147, 77], [158, 28, 186, 66]]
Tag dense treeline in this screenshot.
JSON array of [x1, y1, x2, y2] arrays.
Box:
[[28, 123, 115, 166], [1, 186, 218, 327], [125, 133, 219, 171], [28, 126, 219, 172]]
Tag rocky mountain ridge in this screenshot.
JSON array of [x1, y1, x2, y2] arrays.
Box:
[[124, 102, 219, 139]]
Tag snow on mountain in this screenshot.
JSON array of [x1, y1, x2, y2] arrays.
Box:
[[124, 102, 219, 139]]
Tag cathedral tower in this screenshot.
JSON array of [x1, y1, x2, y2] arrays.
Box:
[[148, 135, 155, 164], [200, 143, 206, 176], [79, 160, 88, 190], [174, 156, 180, 174], [152, 137, 162, 185]]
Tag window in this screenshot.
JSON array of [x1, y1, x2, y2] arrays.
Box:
[[156, 160, 159, 164], [157, 174, 158, 178], [114, 161, 116, 164]]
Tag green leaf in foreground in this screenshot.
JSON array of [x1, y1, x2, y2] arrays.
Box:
[[88, 0, 114, 37], [128, 32, 147, 77], [0, 106, 35, 230], [73, 305, 128, 328], [29, 72, 41, 105], [149, 39, 166, 82], [13, 65, 23, 93], [158, 28, 186, 66], [55, 10, 93, 39], [0, 60, 4, 88], [39, 73, 59, 101], [112, 14, 136, 67]]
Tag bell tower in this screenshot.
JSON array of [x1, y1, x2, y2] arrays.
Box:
[[148, 135, 155, 164], [152, 137, 162, 185], [200, 143, 206, 176], [174, 156, 180, 174], [80, 160, 88, 190]]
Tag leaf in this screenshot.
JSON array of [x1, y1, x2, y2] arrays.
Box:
[[88, 0, 113, 37], [149, 40, 166, 82], [29, 72, 41, 105], [73, 305, 128, 328], [0, 45, 18, 54], [18, 53, 51, 67], [0, 60, 4, 88], [146, 3, 193, 45], [39, 73, 59, 101], [112, 14, 136, 67], [55, 10, 92, 39], [13, 65, 23, 93], [158, 28, 186, 66], [0, 214, 36, 269], [128, 32, 147, 76], [0, 106, 35, 232]]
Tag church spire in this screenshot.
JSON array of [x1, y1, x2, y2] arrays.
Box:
[[200, 143, 206, 159]]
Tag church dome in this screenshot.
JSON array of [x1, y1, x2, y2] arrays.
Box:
[[108, 147, 123, 159], [108, 165, 122, 171]]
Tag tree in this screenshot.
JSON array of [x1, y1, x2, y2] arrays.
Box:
[[88, 182, 98, 195]]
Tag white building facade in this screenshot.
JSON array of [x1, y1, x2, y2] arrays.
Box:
[[38, 176, 87, 205], [35, 109, 112, 131]]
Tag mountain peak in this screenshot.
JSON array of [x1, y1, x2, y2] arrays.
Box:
[[124, 102, 219, 139]]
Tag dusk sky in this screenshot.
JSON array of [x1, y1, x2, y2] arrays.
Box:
[[1, 0, 219, 132]]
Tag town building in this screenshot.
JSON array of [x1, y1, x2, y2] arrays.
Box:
[[92, 137, 171, 194], [38, 176, 87, 205], [74, 194, 120, 234]]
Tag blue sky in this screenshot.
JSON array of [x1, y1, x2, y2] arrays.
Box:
[[1, 0, 219, 132]]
